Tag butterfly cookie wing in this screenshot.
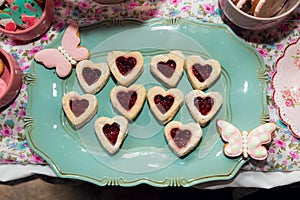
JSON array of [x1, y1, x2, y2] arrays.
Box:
[[62, 23, 89, 61], [247, 123, 276, 160], [216, 119, 243, 158], [34, 49, 72, 78]]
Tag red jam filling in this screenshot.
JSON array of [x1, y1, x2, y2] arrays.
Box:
[[117, 90, 137, 110], [170, 128, 191, 149], [157, 60, 176, 78], [115, 56, 137, 75], [82, 67, 102, 86], [193, 96, 214, 115], [69, 99, 89, 117], [154, 94, 174, 114], [102, 122, 120, 145], [192, 63, 212, 82]]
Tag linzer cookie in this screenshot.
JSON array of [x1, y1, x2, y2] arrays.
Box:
[[150, 50, 184, 88], [94, 115, 128, 154], [110, 84, 146, 121], [164, 121, 202, 157], [147, 86, 184, 125], [107, 51, 144, 86], [185, 55, 221, 90], [185, 90, 222, 126], [62, 91, 98, 129], [76, 60, 110, 94]]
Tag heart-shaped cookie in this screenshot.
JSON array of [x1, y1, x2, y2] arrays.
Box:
[[147, 86, 184, 125], [185, 90, 222, 126], [110, 84, 146, 120], [185, 55, 221, 90], [150, 50, 184, 88], [94, 115, 128, 154], [76, 60, 110, 94], [62, 91, 98, 129], [164, 121, 202, 157], [107, 51, 144, 86]]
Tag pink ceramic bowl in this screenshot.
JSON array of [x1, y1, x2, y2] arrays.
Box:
[[219, 0, 300, 30], [0, 0, 54, 41], [0, 48, 22, 109]]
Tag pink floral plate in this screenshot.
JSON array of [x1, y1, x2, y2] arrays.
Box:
[[272, 38, 300, 138]]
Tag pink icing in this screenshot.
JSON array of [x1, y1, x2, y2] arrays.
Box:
[[62, 23, 89, 61], [217, 120, 276, 160], [34, 23, 89, 78]]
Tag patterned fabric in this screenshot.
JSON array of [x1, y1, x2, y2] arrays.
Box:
[[0, 0, 299, 172]]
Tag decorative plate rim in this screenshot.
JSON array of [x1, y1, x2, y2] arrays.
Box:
[[272, 38, 300, 138]]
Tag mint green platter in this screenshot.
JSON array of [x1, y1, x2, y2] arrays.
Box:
[[25, 18, 268, 187]]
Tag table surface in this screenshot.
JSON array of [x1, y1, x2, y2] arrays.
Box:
[[0, 0, 299, 187]]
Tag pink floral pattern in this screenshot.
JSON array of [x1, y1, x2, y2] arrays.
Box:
[[0, 0, 299, 172], [281, 87, 300, 107]]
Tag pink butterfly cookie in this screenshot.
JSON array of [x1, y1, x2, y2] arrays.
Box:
[[62, 91, 98, 129], [34, 23, 90, 78], [110, 84, 146, 121], [107, 51, 144, 86], [185, 55, 221, 90], [164, 121, 202, 157], [150, 50, 184, 88], [76, 60, 110, 94], [185, 90, 223, 126], [217, 119, 276, 160], [147, 86, 184, 125], [94, 115, 128, 154]]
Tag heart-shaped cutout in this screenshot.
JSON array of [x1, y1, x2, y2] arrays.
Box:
[[110, 84, 146, 120], [185, 90, 223, 126], [94, 115, 128, 154], [150, 50, 184, 88], [164, 121, 202, 157], [107, 51, 144, 86], [185, 55, 221, 90], [76, 60, 110, 94], [147, 86, 184, 124], [62, 91, 98, 129]]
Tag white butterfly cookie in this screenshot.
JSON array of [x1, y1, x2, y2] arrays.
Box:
[[217, 119, 276, 160]]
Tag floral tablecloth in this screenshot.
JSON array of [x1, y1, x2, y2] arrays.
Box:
[[0, 0, 299, 173]]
